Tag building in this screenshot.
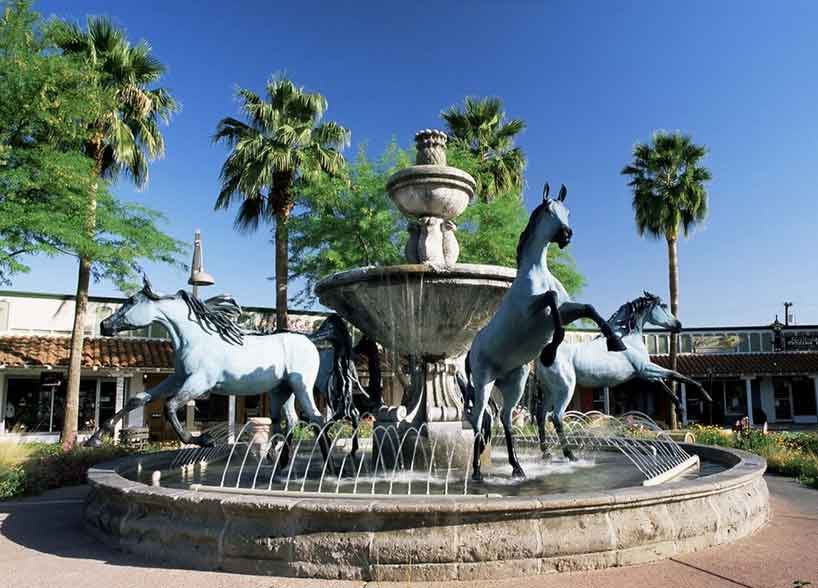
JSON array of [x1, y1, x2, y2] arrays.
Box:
[[563, 322, 818, 428], [3, 288, 817, 441]]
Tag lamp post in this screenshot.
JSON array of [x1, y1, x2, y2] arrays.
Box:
[[186, 230, 215, 433], [188, 229, 215, 298]]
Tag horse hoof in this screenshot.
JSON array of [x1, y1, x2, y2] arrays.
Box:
[[564, 449, 578, 462], [512, 467, 526, 480], [542, 451, 553, 463], [471, 471, 484, 483], [607, 337, 627, 352]]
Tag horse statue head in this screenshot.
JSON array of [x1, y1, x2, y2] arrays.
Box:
[[608, 291, 682, 336], [100, 276, 246, 345], [100, 276, 168, 336], [515, 183, 573, 267], [641, 291, 682, 333]]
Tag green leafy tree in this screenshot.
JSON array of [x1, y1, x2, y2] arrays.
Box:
[[48, 14, 180, 444], [441, 96, 526, 201], [0, 0, 103, 283], [622, 131, 711, 429], [213, 77, 349, 328], [289, 141, 410, 304], [289, 142, 585, 304]]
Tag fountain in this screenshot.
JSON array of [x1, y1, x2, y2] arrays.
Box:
[[315, 129, 516, 469], [83, 129, 770, 581]]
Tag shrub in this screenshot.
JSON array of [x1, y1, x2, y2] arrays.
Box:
[[0, 441, 137, 500]]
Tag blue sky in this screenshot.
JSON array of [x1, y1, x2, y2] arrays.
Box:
[[12, 0, 818, 326]]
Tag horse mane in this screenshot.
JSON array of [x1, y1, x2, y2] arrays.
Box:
[[606, 292, 662, 335], [515, 200, 549, 266], [177, 290, 249, 346]]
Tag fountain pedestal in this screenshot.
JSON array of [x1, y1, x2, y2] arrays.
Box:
[[316, 129, 513, 474]]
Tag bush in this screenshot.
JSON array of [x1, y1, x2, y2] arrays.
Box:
[[688, 427, 818, 490], [0, 441, 136, 500]]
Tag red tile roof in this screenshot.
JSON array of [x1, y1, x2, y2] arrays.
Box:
[[652, 352, 818, 377], [0, 335, 174, 370]]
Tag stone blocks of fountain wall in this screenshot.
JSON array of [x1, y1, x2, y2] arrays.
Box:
[[85, 445, 770, 582]]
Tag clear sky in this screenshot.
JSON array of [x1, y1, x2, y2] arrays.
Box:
[[11, 0, 818, 327]]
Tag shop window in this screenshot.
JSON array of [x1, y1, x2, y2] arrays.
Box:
[[724, 380, 747, 415], [792, 378, 817, 416], [4, 377, 52, 432], [646, 335, 657, 355], [761, 332, 773, 352], [737, 334, 749, 353], [680, 334, 693, 353], [750, 333, 761, 352], [657, 335, 669, 354]]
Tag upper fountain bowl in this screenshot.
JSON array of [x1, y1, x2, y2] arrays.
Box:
[[315, 263, 516, 358], [386, 165, 475, 220]]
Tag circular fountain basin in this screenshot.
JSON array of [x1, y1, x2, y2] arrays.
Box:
[[315, 263, 516, 357], [85, 444, 768, 581]]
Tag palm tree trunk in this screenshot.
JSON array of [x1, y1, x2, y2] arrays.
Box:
[[667, 235, 680, 430], [61, 147, 100, 445], [274, 213, 289, 331]]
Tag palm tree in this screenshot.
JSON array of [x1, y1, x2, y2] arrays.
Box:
[[213, 78, 349, 330], [51, 18, 177, 444], [441, 96, 526, 201], [622, 131, 711, 429]]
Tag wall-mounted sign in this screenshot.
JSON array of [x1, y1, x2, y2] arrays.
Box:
[[694, 335, 739, 354], [784, 334, 818, 351]]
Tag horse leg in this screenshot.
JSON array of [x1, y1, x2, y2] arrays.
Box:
[[85, 375, 180, 447], [534, 378, 549, 459], [551, 411, 576, 461], [559, 302, 626, 352], [496, 365, 530, 479], [286, 371, 332, 472], [468, 375, 495, 483], [165, 378, 213, 447], [268, 391, 295, 476], [535, 291, 565, 367]]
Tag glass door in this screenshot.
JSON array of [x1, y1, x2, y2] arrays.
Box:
[[774, 380, 793, 421]]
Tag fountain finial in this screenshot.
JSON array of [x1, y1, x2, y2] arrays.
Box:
[[415, 129, 448, 166]]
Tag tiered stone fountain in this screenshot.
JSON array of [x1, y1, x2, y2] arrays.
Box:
[[315, 129, 516, 467]]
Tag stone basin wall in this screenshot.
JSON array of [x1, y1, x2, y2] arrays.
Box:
[[84, 444, 769, 582]]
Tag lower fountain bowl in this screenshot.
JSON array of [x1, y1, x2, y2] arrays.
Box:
[[315, 263, 516, 358], [85, 444, 768, 581]]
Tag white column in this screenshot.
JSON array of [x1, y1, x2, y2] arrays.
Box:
[[680, 383, 688, 426], [228, 395, 236, 443], [812, 375, 818, 420], [113, 376, 125, 443], [603, 387, 611, 415], [744, 377, 754, 426]]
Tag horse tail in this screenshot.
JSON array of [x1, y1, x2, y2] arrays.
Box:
[[316, 315, 356, 421]]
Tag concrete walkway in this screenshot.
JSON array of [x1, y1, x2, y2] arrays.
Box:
[[1, 476, 816, 588]]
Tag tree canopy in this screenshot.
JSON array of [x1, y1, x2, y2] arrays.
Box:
[[213, 76, 349, 328], [0, 1, 184, 289], [442, 96, 526, 201], [621, 131, 711, 241], [290, 142, 585, 304]]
